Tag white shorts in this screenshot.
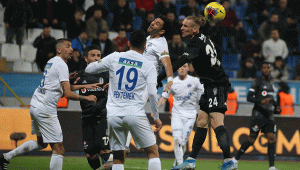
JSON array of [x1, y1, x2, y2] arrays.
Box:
[[171, 114, 196, 145], [30, 106, 63, 143], [107, 115, 156, 150]]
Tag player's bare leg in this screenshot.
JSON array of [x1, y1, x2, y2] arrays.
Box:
[[144, 144, 161, 170]]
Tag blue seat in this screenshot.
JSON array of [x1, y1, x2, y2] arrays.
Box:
[[222, 53, 240, 70]]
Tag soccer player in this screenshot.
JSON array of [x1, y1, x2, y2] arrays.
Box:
[[0, 39, 97, 170], [85, 29, 162, 170], [232, 62, 278, 170], [144, 14, 174, 91], [73, 45, 113, 170], [158, 16, 236, 170], [155, 63, 204, 167]]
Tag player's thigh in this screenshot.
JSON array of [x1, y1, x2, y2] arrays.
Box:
[[124, 115, 156, 149], [209, 112, 225, 129], [82, 119, 97, 154], [31, 106, 63, 143], [94, 117, 110, 151], [182, 117, 196, 145], [205, 84, 229, 114], [262, 119, 277, 142], [171, 114, 184, 138], [107, 116, 128, 151], [196, 110, 210, 128]]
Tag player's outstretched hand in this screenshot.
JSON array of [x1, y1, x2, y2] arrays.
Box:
[[85, 95, 97, 104], [85, 83, 103, 89], [154, 119, 162, 131], [163, 81, 173, 92], [261, 98, 271, 105], [69, 72, 78, 80], [103, 83, 109, 91]]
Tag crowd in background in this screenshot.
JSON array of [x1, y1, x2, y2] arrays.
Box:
[[2, 0, 300, 81]]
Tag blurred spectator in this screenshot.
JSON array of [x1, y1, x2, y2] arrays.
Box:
[[153, 0, 177, 18], [86, 9, 109, 40], [92, 31, 114, 57], [197, 0, 211, 13], [33, 27, 56, 72], [272, 0, 292, 28], [72, 31, 92, 54], [111, 0, 133, 32], [178, 15, 186, 25], [112, 29, 129, 52], [284, 16, 299, 54], [237, 57, 258, 79], [134, 0, 155, 22], [243, 0, 269, 31], [241, 34, 263, 69], [164, 12, 181, 42], [38, 0, 60, 29], [258, 14, 284, 41], [67, 49, 81, 73], [180, 0, 200, 17], [220, 1, 238, 34], [276, 81, 294, 116], [225, 88, 238, 115], [168, 34, 186, 63], [67, 9, 86, 40], [26, 0, 40, 28], [270, 56, 289, 81], [56, 0, 77, 29], [141, 12, 155, 33], [262, 29, 288, 63], [4, 0, 33, 45], [292, 60, 300, 80], [85, 0, 109, 21], [231, 20, 247, 53]]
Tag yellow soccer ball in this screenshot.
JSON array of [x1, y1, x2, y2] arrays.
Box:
[[204, 2, 226, 23]]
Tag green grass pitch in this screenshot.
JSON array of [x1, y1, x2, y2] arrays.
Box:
[[6, 156, 300, 170]]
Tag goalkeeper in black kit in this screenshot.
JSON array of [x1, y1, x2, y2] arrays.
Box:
[[73, 45, 112, 170], [160, 15, 236, 170]]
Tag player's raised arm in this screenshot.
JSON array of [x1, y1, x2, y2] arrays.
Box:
[[85, 54, 112, 74], [161, 57, 174, 91]]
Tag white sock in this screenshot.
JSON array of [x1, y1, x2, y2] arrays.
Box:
[[174, 141, 183, 164], [126, 132, 132, 148], [50, 154, 63, 170], [112, 164, 124, 170], [187, 157, 195, 160], [224, 158, 231, 163], [4, 140, 44, 161], [148, 158, 161, 170]]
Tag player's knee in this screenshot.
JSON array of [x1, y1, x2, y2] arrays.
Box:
[[174, 136, 182, 147], [267, 134, 276, 143], [196, 119, 209, 128], [86, 153, 97, 159]]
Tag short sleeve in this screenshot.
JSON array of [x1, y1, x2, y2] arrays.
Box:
[[154, 42, 169, 60], [85, 52, 113, 74], [58, 62, 69, 82]]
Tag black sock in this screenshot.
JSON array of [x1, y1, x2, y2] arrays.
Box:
[[189, 127, 208, 159], [235, 141, 253, 160], [214, 125, 231, 159], [268, 143, 276, 167], [100, 153, 110, 164], [87, 156, 101, 170]]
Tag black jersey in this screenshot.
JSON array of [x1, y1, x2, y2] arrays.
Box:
[[183, 33, 229, 83], [247, 76, 276, 117], [76, 70, 109, 118]]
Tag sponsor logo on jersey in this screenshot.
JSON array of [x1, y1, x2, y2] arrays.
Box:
[[262, 91, 267, 96], [45, 63, 53, 69], [82, 88, 86, 93], [252, 125, 259, 132], [83, 141, 88, 150], [118, 58, 143, 68], [213, 87, 217, 95], [99, 77, 104, 84], [160, 51, 169, 56], [187, 84, 192, 88], [263, 85, 267, 89]]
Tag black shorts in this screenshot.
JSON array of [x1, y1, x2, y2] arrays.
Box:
[[249, 110, 277, 135], [199, 83, 230, 114], [82, 116, 110, 154]]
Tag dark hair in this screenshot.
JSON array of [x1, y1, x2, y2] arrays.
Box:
[[279, 81, 290, 93], [158, 14, 167, 35], [129, 29, 146, 49], [55, 38, 71, 49], [74, 9, 84, 15], [84, 45, 101, 57]]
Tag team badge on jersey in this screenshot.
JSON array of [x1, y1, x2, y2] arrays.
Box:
[[99, 77, 104, 84], [98, 59, 101, 63], [45, 63, 53, 69], [82, 88, 86, 93], [187, 84, 192, 88], [262, 91, 267, 96], [213, 87, 217, 95]]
